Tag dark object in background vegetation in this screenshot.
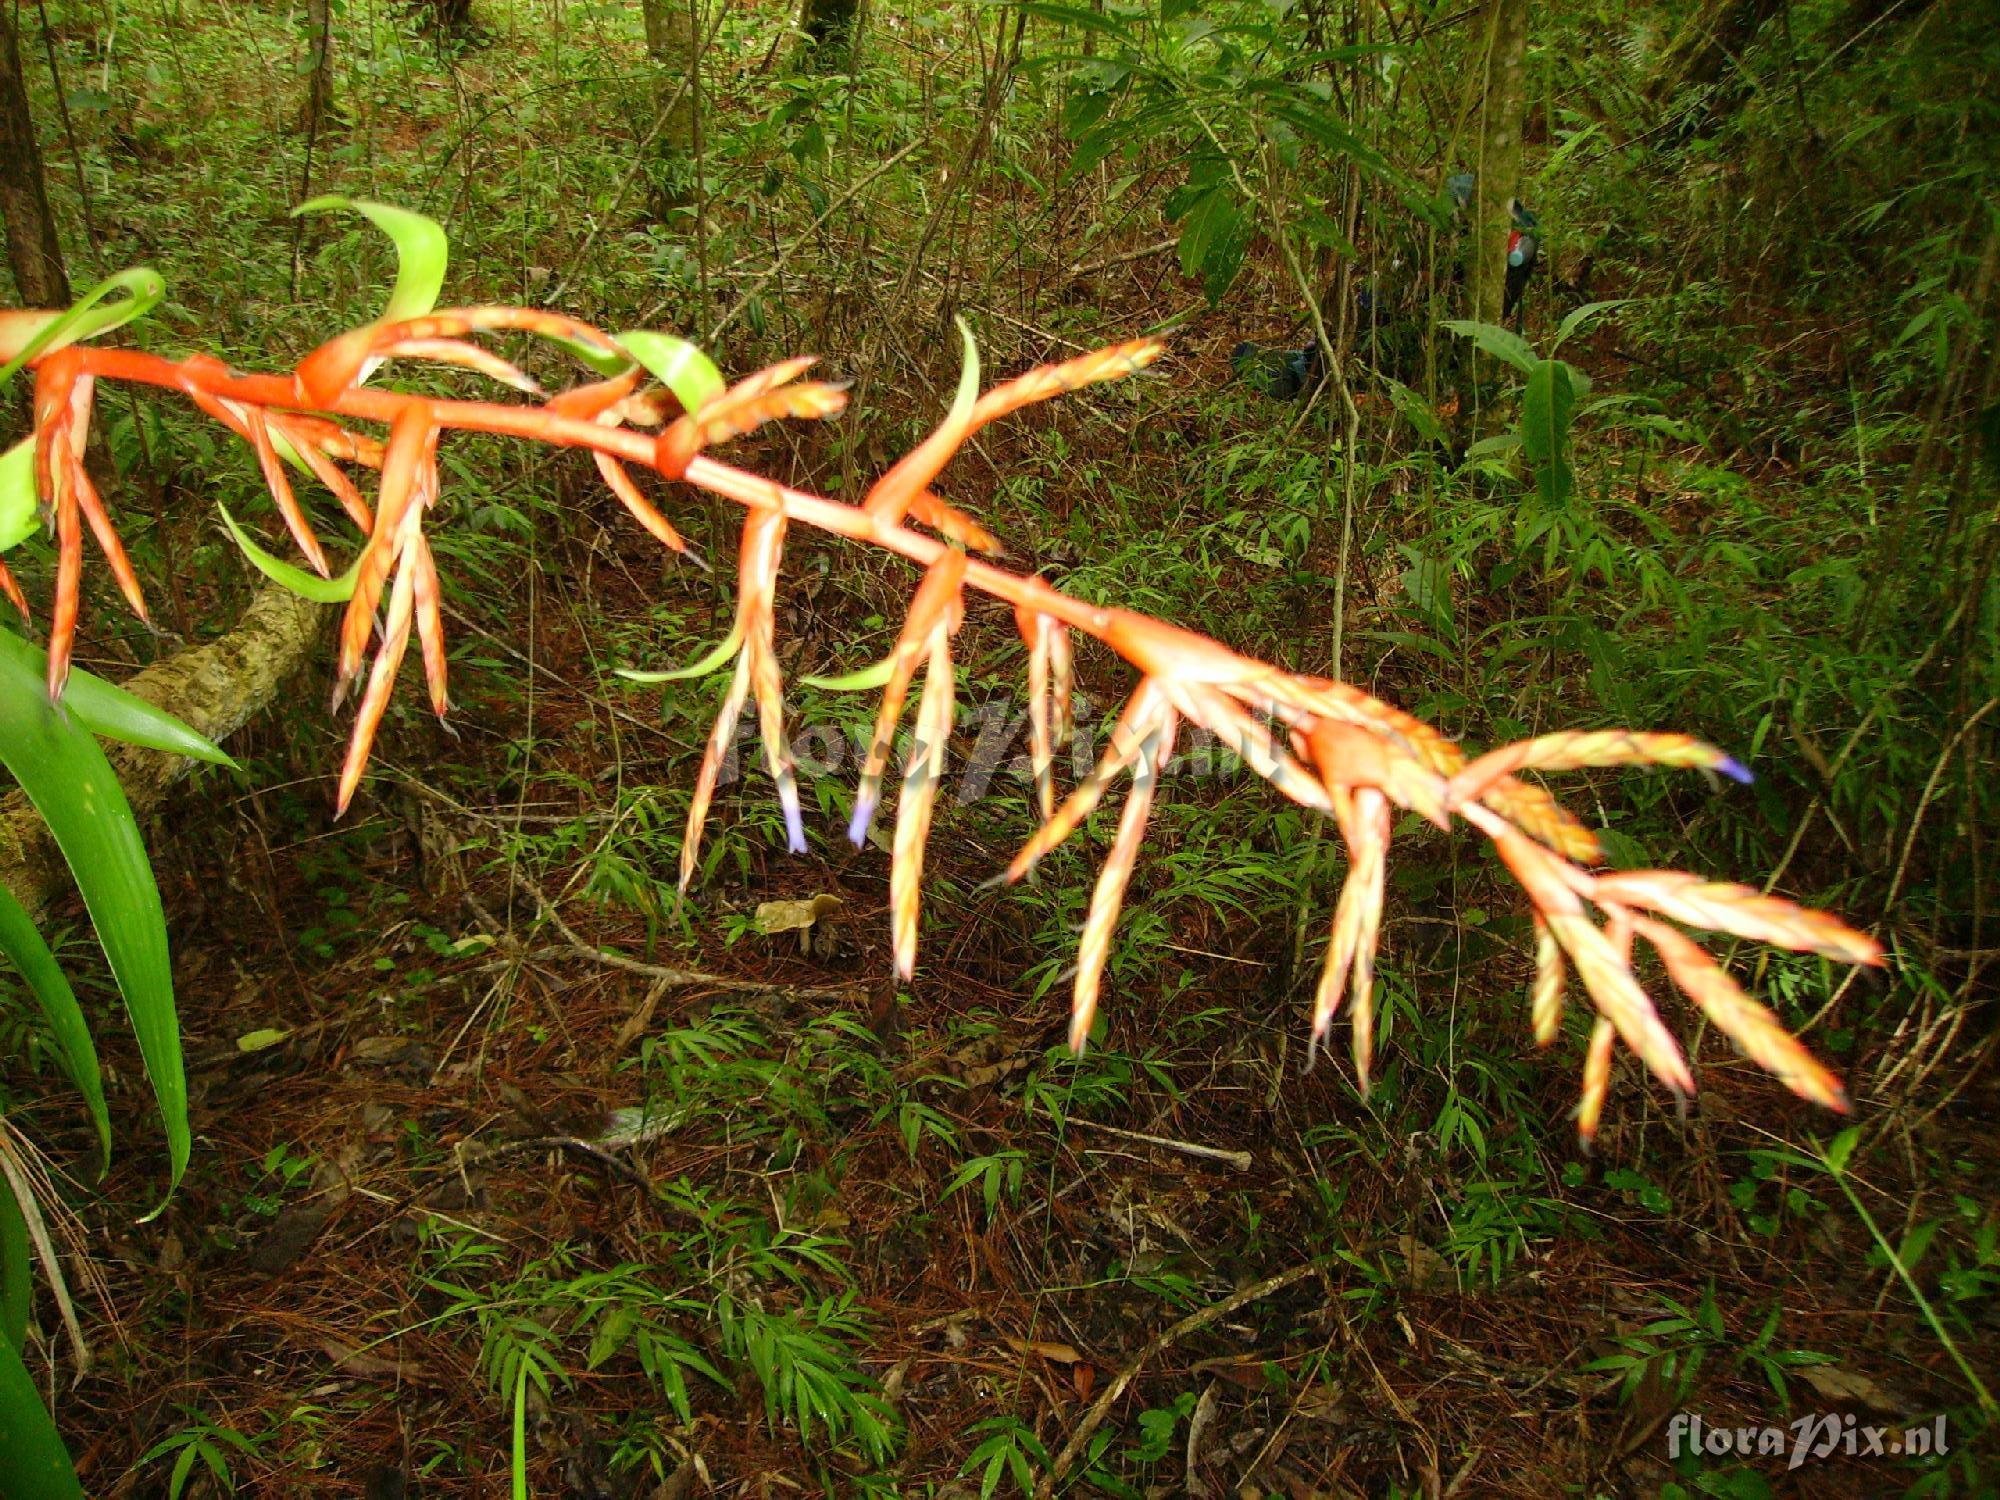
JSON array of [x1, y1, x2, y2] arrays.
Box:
[[796, 0, 859, 69], [1231, 338, 1323, 400]]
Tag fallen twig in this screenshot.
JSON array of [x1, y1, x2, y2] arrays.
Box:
[[1066, 1117, 1253, 1172], [505, 866, 864, 996], [1034, 1259, 1324, 1498]]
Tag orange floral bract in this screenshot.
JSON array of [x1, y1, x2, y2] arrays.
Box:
[[3, 306, 1886, 1136]]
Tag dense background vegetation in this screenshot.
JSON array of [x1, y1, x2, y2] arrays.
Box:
[[0, 0, 1994, 1491]]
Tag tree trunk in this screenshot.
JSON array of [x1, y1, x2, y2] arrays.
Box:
[[640, 0, 696, 153], [0, 586, 324, 920], [1466, 0, 1529, 334], [0, 0, 69, 308], [298, 0, 338, 133], [796, 0, 860, 70]]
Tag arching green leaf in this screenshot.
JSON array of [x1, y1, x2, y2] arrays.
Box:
[[294, 197, 448, 325], [0, 441, 35, 552], [217, 504, 358, 603], [0, 886, 109, 1171], [618, 332, 726, 414], [617, 623, 745, 683], [801, 654, 896, 692], [1552, 298, 1633, 353], [1441, 319, 1538, 376], [0, 650, 186, 1208], [947, 315, 981, 432], [0, 631, 236, 767], [0, 268, 166, 392]]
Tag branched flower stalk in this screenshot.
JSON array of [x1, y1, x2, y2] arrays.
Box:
[[0, 297, 1883, 1142]]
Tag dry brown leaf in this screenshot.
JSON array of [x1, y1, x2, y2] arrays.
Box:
[[754, 893, 844, 934], [320, 1337, 429, 1381], [1001, 1335, 1083, 1364], [1797, 1363, 1911, 1413]]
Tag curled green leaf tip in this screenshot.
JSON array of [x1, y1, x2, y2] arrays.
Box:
[[218, 503, 360, 603], [616, 624, 745, 684]]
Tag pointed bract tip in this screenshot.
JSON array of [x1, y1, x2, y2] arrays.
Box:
[[846, 795, 878, 848], [784, 801, 808, 855], [1718, 755, 1752, 785]]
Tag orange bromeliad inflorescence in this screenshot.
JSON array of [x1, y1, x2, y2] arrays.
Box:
[[0, 305, 1883, 1142]]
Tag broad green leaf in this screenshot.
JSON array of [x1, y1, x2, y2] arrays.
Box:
[[293, 197, 447, 325], [0, 648, 186, 1206], [1176, 186, 1235, 278], [1523, 359, 1577, 507], [0, 267, 166, 392], [616, 622, 744, 683], [618, 332, 726, 414], [1441, 319, 1538, 375], [1552, 298, 1633, 352], [0, 885, 109, 1171], [1463, 433, 1522, 461], [801, 654, 896, 692], [0, 631, 236, 767], [1013, 0, 1139, 42], [0, 441, 35, 552], [217, 504, 358, 602], [1379, 378, 1447, 447], [0, 1330, 84, 1499], [0, 1175, 26, 1351]]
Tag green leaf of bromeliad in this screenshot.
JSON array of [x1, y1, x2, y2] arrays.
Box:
[[616, 621, 745, 684], [618, 331, 726, 415], [217, 503, 359, 604], [0, 1327, 84, 1498], [0, 630, 236, 768], [0, 884, 111, 1173], [0, 267, 166, 393], [293, 197, 448, 326], [800, 654, 896, 692], [0, 440, 35, 553], [0, 646, 187, 1208]]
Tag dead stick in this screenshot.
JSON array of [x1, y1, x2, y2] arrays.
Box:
[[1066, 1118, 1253, 1172], [1034, 1260, 1324, 1498], [505, 868, 863, 997]]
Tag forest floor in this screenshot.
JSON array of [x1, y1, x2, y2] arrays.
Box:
[[35, 321, 1988, 1499], [6, 0, 1996, 1495]]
